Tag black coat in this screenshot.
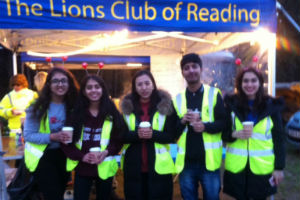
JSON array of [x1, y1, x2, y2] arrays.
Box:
[[222, 94, 285, 199], [120, 90, 177, 200]]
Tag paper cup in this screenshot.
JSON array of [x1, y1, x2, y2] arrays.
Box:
[[242, 121, 254, 131], [192, 110, 201, 121], [139, 121, 151, 128], [62, 126, 73, 143]]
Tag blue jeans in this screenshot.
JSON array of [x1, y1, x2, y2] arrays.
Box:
[[179, 164, 221, 200]]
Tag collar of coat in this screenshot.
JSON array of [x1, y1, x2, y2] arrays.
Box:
[[224, 94, 284, 122], [120, 89, 173, 116]]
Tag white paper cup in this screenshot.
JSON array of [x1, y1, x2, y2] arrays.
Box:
[[139, 121, 151, 128], [192, 110, 201, 120], [242, 121, 254, 131], [62, 126, 73, 143], [89, 147, 101, 161]]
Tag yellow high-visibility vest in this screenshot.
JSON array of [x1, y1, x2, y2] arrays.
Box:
[[66, 117, 118, 180], [225, 113, 275, 175], [173, 84, 222, 173], [24, 114, 50, 172], [0, 89, 37, 137]]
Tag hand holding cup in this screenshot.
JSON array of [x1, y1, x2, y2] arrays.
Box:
[[95, 150, 108, 164], [190, 109, 201, 125], [88, 147, 102, 164], [82, 152, 97, 164], [88, 148, 108, 164], [61, 126, 73, 144], [138, 121, 152, 139], [181, 109, 195, 124], [242, 121, 253, 139], [12, 108, 24, 116], [192, 120, 205, 133]]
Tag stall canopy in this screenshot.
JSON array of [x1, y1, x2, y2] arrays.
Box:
[[0, 0, 277, 93]]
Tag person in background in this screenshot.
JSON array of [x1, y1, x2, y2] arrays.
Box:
[[62, 74, 124, 200], [23, 67, 79, 200], [120, 70, 177, 200], [34, 71, 48, 93], [172, 53, 227, 200], [0, 74, 37, 137], [222, 67, 285, 200]]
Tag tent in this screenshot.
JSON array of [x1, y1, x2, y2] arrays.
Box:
[[0, 0, 277, 199], [0, 0, 277, 96]]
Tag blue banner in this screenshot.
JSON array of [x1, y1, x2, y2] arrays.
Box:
[[0, 0, 276, 32], [20, 53, 150, 64]]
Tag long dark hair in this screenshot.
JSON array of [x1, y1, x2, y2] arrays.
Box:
[[235, 67, 267, 113], [72, 75, 122, 142], [32, 67, 79, 123], [130, 70, 160, 115]]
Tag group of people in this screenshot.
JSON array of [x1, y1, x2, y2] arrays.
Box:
[[0, 52, 285, 200]]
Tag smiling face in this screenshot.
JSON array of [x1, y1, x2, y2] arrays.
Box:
[[84, 78, 102, 102], [181, 62, 202, 85], [241, 72, 260, 100], [135, 74, 154, 103], [50, 72, 69, 99]]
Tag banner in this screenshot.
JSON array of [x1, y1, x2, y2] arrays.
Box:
[[0, 0, 276, 32], [20, 53, 150, 64]]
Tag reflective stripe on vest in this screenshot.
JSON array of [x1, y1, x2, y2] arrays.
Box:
[[225, 115, 275, 175], [152, 112, 175, 174], [120, 113, 135, 170], [226, 147, 274, 157], [66, 118, 118, 180], [173, 85, 222, 173], [122, 112, 175, 174], [97, 118, 118, 180], [24, 115, 50, 172], [25, 142, 44, 158], [204, 141, 223, 149]]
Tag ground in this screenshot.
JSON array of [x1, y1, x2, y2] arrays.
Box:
[[275, 144, 300, 200]]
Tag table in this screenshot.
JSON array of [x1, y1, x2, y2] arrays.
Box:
[[0, 135, 24, 200], [1, 136, 24, 160]]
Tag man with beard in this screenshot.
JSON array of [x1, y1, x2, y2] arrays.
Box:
[[173, 53, 227, 200]]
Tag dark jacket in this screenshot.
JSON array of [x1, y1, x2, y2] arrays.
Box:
[[222, 94, 285, 199], [120, 90, 177, 200]]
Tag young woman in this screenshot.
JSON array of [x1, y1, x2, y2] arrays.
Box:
[[222, 67, 285, 200], [120, 70, 177, 200], [23, 67, 79, 200], [62, 75, 124, 200]]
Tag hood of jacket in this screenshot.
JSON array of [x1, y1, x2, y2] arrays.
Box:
[[120, 89, 173, 116], [224, 94, 284, 122]]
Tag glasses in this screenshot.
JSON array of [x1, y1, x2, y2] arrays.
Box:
[[51, 78, 68, 85], [13, 84, 21, 87]]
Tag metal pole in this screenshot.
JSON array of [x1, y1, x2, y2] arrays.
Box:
[[268, 33, 277, 96], [276, 2, 300, 33], [12, 52, 17, 75]]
